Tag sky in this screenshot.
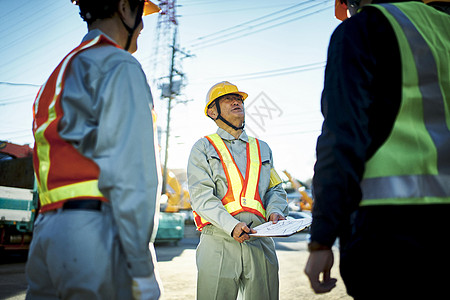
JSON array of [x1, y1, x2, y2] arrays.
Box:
[[0, 0, 341, 182]]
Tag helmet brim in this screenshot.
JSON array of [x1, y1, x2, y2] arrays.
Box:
[[143, 0, 161, 16], [204, 91, 248, 116]]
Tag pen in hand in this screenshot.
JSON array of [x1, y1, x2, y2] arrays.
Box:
[[239, 221, 253, 238]]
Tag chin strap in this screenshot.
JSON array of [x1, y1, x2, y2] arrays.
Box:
[[214, 101, 245, 131], [120, 1, 144, 51]]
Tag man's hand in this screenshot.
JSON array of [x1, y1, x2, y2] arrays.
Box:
[[232, 222, 256, 243], [132, 273, 162, 300], [269, 212, 286, 223], [304, 249, 337, 294]]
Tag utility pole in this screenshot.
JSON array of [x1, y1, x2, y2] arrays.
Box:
[[161, 29, 177, 194], [152, 0, 191, 195], [151, 0, 179, 195]]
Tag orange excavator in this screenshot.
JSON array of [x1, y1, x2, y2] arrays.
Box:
[[282, 170, 313, 211], [156, 169, 192, 244], [163, 169, 191, 213]]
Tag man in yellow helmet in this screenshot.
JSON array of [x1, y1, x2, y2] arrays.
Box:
[[187, 81, 289, 300], [26, 1, 162, 299], [305, 0, 450, 299]]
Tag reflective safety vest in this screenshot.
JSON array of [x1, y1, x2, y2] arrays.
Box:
[[33, 35, 118, 212], [193, 133, 266, 230], [360, 3, 450, 206]]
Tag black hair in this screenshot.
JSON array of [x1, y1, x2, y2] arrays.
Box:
[[77, 0, 141, 24]]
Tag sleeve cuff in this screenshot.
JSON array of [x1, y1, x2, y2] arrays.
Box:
[[309, 216, 338, 247], [127, 255, 154, 277], [266, 209, 285, 219], [307, 241, 332, 252], [223, 218, 240, 237]]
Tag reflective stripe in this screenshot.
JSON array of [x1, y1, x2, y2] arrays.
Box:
[[361, 174, 450, 204], [39, 180, 103, 206], [244, 137, 260, 201], [361, 4, 450, 205], [193, 211, 208, 228], [224, 200, 243, 213], [34, 36, 108, 209], [207, 134, 243, 205], [241, 136, 265, 218], [33, 82, 47, 116], [382, 4, 450, 174], [193, 134, 266, 230], [241, 197, 266, 218], [35, 36, 103, 197]]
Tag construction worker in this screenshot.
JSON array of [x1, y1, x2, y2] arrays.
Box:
[[304, 0, 450, 299], [26, 1, 162, 299], [187, 81, 289, 300]]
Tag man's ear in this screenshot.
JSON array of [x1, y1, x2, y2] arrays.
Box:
[[117, 0, 130, 19], [207, 106, 217, 120]]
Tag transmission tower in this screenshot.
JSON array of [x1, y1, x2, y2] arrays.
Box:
[[152, 0, 178, 83], [152, 0, 184, 194]]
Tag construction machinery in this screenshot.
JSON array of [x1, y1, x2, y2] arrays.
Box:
[[282, 170, 313, 212], [155, 169, 192, 244], [0, 139, 190, 248], [162, 169, 191, 213], [0, 141, 38, 251]]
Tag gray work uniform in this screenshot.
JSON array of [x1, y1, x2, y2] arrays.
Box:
[[26, 29, 161, 299], [187, 128, 288, 300]]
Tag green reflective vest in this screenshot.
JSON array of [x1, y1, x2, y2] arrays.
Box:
[[360, 2, 450, 206]]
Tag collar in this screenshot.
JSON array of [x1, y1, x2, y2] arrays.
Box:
[[216, 128, 249, 143], [82, 29, 118, 45]]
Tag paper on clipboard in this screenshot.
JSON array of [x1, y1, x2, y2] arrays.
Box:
[[249, 218, 312, 237]]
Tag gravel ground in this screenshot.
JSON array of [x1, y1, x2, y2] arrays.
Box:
[[156, 224, 352, 300], [0, 224, 352, 300]]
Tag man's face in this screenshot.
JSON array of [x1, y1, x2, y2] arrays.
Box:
[[218, 94, 245, 125], [129, 19, 143, 53], [124, 2, 144, 53]]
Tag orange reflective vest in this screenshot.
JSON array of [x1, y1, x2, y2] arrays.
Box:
[[33, 35, 118, 212], [193, 133, 266, 230]]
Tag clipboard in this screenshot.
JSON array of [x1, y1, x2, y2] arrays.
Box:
[[248, 218, 312, 237]]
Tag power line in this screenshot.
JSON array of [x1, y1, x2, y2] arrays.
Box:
[[181, 4, 296, 17], [241, 64, 326, 80], [0, 1, 21, 20], [0, 92, 37, 102], [0, 81, 41, 87], [180, 0, 241, 6], [0, 2, 67, 51], [191, 3, 333, 50], [0, 99, 35, 106], [188, 0, 317, 47], [217, 61, 325, 79], [1, 23, 82, 71], [198, 61, 326, 82], [0, 82, 40, 106]]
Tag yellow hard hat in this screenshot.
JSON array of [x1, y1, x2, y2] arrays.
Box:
[[143, 0, 161, 16], [204, 81, 248, 116], [335, 0, 450, 21]]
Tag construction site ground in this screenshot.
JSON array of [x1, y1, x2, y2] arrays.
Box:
[[0, 223, 351, 300]]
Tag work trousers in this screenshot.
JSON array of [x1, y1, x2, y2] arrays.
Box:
[[25, 204, 133, 300], [196, 224, 279, 300], [340, 205, 450, 300]]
